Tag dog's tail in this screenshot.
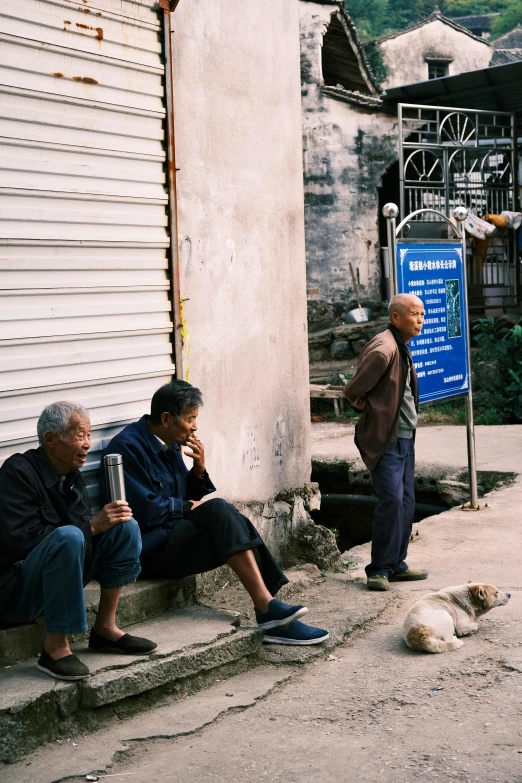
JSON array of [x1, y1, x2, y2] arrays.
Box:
[[405, 624, 464, 654]]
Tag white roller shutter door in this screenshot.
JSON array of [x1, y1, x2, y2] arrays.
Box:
[[0, 0, 175, 489]]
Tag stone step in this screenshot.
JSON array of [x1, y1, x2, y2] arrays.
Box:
[[0, 577, 196, 667], [0, 604, 263, 763]]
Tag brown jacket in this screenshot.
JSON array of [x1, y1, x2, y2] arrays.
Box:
[[344, 328, 418, 470]]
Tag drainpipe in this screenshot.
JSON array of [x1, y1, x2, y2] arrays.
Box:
[[159, 0, 183, 379]]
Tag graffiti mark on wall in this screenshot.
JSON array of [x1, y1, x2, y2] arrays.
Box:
[[243, 431, 260, 471], [274, 420, 285, 465]]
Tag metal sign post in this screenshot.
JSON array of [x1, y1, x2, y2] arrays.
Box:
[[382, 203, 479, 509]]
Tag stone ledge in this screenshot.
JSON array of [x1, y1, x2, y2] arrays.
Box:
[[0, 605, 262, 764], [0, 577, 196, 668]]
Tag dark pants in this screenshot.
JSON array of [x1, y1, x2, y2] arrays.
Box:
[[1, 521, 142, 634], [140, 498, 288, 596], [366, 437, 415, 578]]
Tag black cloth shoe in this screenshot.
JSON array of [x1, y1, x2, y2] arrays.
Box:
[[36, 649, 91, 681], [88, 629, 157, 655]]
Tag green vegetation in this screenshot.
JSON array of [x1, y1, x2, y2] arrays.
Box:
[[311, 320, 522, 426], [345, 0, 521, 50], [470, 318, 522, 424], [490, 0, 522, 36]]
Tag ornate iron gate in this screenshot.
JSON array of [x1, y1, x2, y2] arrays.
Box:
[[398, 104, 518, 310]]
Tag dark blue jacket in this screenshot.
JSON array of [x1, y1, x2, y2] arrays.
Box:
[[99, 416, 215, 557]]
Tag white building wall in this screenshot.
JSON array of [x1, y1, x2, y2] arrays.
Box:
[[381, 19, 493, 89], [168, 0, 312, 501]]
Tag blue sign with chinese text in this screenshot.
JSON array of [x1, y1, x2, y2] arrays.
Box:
[[397, 243, 469, 404]]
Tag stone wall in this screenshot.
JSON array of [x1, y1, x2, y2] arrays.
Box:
[[309, 316, 388, 363], [299, 2, 399, 324]]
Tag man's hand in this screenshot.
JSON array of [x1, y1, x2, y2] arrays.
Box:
[[187, 499, 205, 511], [184, 435, 206, 478], [91, 500, 133, 536]]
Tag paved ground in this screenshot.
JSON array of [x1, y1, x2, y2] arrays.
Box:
[[311, 421, 522, 473], [6, 422, 521, 783]]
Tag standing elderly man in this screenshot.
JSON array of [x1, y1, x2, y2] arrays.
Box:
[[99, 381, 329, 646], [344, 294, 429, 591], [0, 402, 157, 681]]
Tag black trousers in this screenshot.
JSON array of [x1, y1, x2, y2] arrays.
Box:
[[140, 498, 288, 596]]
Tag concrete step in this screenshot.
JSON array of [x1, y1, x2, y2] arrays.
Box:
[[0, 604, 263, 763], [0, 577, 196, 667]]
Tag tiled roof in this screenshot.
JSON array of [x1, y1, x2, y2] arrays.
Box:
[[451, 13, 497, 28], [376, 7, 492, 46], [492, 25, 522, 49], [321, 85, 384, 107], [491, 48, 522, 65], [305, 1, 381, 92]]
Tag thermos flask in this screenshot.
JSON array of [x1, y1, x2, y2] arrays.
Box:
[[104, 454, 126, 502]]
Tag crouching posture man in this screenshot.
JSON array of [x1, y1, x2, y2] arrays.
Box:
[[0, 402, 157, 681], [100, 381, 328, 646]]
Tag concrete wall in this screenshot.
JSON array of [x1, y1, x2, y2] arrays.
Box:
[[300, 2, 398, 326], [380, 19, 492, 89], [172, 0, 311, 502]]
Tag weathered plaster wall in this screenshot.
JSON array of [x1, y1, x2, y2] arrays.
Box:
[[300, 2, 398, 323], [172, 0, 311, 502], [380, 19, 492, 89]]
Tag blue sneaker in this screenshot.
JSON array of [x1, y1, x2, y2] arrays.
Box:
[[262, 619, 329, 646], [255, 599, 309, 630]]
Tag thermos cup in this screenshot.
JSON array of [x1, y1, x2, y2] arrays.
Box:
[[104, 453, 126, 502]]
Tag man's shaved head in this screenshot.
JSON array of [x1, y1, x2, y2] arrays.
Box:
[[388, 294, 425, 343], [388, 293, 423, 318]]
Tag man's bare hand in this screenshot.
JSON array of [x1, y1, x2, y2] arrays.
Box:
[[183, 435, 206, 478], [91, 500, 133, 536], [187, 499, 205, 511]]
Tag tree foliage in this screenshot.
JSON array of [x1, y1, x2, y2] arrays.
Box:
[[344, 0, 516, 40], [490, 0, 522, 37]]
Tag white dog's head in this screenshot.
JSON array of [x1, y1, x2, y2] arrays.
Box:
[[468, 582, 511, 615]]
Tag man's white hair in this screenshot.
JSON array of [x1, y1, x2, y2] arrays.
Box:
[[388, 293, 422, 318], [37, 401, 89, 445]]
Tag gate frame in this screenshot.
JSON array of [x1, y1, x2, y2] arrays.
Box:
[[398, 102, 518, 311]]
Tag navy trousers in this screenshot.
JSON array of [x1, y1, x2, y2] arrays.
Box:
[[366, 437, 415, 578], [140, 497, 289, 597]]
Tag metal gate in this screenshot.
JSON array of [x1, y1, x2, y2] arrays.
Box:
[[0, 0, 175, 484], [398, 103, 518, 310]]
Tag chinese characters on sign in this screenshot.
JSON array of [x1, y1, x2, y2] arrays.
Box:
[[397, 243, 469, 404]]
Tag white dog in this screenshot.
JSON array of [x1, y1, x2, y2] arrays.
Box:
[[403, 582, 511, 653]]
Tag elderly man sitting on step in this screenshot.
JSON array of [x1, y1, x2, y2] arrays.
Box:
[[0, 402, 157, 681], [99, 380, 329, 646]]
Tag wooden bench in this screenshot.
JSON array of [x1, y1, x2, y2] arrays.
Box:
[[310, 384, 346, 417]]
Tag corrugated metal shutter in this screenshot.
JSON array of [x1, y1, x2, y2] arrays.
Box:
[[0, 0, 174, 488]]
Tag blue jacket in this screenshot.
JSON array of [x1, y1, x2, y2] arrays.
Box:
[[99, 416, 216, 557]]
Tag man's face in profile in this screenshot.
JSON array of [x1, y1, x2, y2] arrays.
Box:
[[164, 405, 199, 446], [392, 297, 425, 342]]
